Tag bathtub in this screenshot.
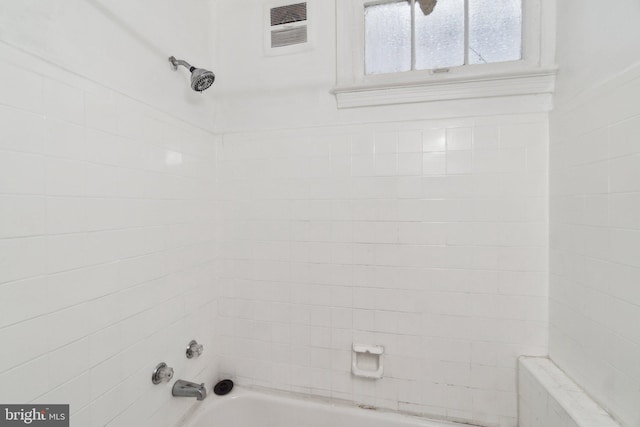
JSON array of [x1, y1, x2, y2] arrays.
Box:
[[178, 387, 466, 427]]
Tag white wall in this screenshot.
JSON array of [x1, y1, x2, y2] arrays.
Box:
[[0, 2, 220, 426], [215, 116, 549, 427], [213, 2, 551, 426], [549, 1, 640, 426]]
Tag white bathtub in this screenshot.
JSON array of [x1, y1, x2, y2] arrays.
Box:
[[178, 387, 466, 427]]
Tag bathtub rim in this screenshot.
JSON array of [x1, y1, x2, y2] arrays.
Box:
[[176, 385, 476, 427]]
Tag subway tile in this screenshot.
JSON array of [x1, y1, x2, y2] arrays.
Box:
[[422, 152, 446, 175], [351, 154, 375, 176], [501, 122, 547, 148], [374, 153, 397, 176], [398, 131, 422, 153], [527, 145, 548, 172], [46, 197, 88, 234], [0, 195, 45, 238], [44, 119, 86, 161], [0, 105, 46, 154], [84, 89, 118, 133], [90, 354, 124, 400], [330, 155, 351, 176], [0, 151, 45, 194], [473, 126, 500, 150], [47, 263, 120, 313], [45, 157, 88, 196], [85, 129, 125, 166], [446, 127, 472, 151], [36, 372, 92, 415], [446, 150, 472, 175], [69, 406, 91, 426], [610, 154, 640, 193], [0, 63, 43, 113], [375, 131, 398, 154], [89, 385, 126, 427], [610, 115, 640, 158], [0, 276, 48, 328], [351, 132, 375, 155], [397, 152, 423, 175], [0, 357, 50, 403], [473, 148, 527, 174], [422, 129, 446, 152], [0, 314, 51, 373], [47, 337, 91, 388], [45, 233, 89, 274], [0, 237, 46, 284], [608, 228, 640, 269], [43, 79, 84, 125]]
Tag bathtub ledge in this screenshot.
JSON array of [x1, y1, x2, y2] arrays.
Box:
[[518, 357, 621, 427]]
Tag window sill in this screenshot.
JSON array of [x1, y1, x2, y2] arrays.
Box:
[[332, 67, 557, 109]]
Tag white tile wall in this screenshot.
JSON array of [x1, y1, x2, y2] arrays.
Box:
[[549, 62, 640, 427], [0, 43, 219, 427], [518, 357, 621, 427], [216, 115, 549, 427]]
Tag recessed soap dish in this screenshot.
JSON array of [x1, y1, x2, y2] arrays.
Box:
[[351, 344, 384, 379]]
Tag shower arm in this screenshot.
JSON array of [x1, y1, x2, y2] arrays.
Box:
[[169, 56, 194, 72]]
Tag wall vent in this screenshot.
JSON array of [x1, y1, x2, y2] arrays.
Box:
[[271, 3, 307, 26], [269, 2, 308, 49]]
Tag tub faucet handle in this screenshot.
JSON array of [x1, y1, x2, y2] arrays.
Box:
[[186, 340, 203, 359], [152, 362, 174, 384]]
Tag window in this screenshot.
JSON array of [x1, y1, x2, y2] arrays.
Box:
[[365, 0, 522, 75], [334, 0, 557, 108]]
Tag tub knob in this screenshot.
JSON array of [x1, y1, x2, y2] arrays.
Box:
[[186, 340, 204, 359], [152, 362, 174, 384]]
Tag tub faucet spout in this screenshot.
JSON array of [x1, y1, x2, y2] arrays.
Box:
[[172, 380, 207, 401]]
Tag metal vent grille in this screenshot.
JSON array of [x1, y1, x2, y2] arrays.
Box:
[[270, 3, 307, 26], [271, 26, 308, 48]]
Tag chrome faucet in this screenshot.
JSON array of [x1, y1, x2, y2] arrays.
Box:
[[172, 380, 207, 401]]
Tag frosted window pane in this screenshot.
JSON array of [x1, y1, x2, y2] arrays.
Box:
[[415, 0, 464, 70], [469, 0, 522, 64], [365, 2, 411, 75]]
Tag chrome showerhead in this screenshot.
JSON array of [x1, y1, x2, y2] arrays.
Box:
[[169, 56, 215, 92], [190, 67, 215, 92]]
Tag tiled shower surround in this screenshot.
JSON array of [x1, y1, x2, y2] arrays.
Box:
[[4, 0, 640, 426], [0, 44, 219, 427], [216, 116, 549, 427], [549, 64, 640, 427], [0, 35, 551, 427]]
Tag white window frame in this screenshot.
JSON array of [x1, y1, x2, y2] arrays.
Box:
[[333, 0, 557, 108]]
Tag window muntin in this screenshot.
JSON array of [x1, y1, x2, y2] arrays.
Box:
[[364, 0, 522, 75]]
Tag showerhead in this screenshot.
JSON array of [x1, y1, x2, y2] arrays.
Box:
[[169, 56, 215, 92], [190, 67, 215, 92]]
